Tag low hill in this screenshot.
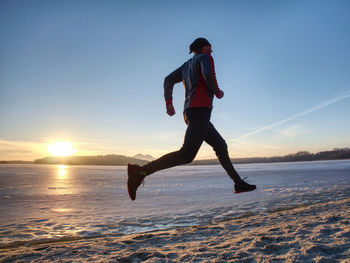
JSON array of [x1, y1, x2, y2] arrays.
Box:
[[132, 154, 155, 161], [34, 154, 148, 166]]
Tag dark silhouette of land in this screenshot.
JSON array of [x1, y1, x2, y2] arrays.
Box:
[[1, 148, 349, 166], [192, 148, 350, 165], [0, 160, 34, 164], [132, 154, 155, 161], [33, 154, 149, 166]]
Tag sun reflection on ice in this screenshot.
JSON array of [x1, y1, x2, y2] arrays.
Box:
[[52, 208, 73, 212], [51, 165, 74, 195], [57, 165, 67, 178], [51, 165, 75, 214]]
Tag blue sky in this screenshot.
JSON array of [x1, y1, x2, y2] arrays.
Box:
[[1, 0, 350, 160]]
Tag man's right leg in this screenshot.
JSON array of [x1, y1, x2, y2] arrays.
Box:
[[141, 108, 211, 175], [127, 108, 211, 200]]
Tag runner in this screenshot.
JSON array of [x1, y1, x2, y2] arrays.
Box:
[[127, 38, 256, 200]]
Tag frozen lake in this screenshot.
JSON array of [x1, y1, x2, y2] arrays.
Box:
[[0, 160, 349, 248]]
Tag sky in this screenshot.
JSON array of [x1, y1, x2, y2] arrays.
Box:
[[1, 0, 350, 161]]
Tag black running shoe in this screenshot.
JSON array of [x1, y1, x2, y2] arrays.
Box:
[[234, 179, 256, 194], [127, 164, 146, 201]]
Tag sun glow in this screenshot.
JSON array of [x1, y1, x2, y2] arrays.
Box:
[[57, 165, 67, 177], [48, 142, 75, 157]]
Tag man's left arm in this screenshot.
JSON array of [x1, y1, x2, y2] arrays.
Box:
[[200, 55, 224, 99]]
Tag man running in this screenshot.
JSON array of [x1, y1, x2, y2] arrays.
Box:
[[127, 38, 256, 201]]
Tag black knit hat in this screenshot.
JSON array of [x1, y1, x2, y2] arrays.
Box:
[[189, 38, 211, 54]]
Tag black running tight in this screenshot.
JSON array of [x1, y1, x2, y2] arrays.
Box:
[[142, 107, 242, 183]]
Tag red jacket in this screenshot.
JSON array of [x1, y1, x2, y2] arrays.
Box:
[[164, 53, 221, 112]]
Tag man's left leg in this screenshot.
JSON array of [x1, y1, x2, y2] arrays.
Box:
[[204, 122, 256, 193], [204, 122, 242, 183]]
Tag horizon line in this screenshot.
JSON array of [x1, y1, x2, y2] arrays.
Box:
[[1, 146, 349, 162]]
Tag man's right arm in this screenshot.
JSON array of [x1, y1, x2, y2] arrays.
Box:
[[164, 66, 183, 102], [164, 66, 182, 116]]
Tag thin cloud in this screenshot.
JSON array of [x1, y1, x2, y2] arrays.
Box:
[[274, 124, 306, 139], [0, 139, 46, 160], [231, 91, 350, 142]]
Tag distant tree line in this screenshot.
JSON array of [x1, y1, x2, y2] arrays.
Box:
[[0, 160, 33, 164], [192, 148, 350, 165]]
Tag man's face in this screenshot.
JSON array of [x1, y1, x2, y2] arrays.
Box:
[[200, 44, 212, 55]]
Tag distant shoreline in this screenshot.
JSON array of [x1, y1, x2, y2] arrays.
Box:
[[193, 148, 350, 165], [0, 161, 34, 164], [1, 148, 349, 166]]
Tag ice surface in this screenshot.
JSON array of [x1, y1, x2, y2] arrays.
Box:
[[0, 160, 349, 248]]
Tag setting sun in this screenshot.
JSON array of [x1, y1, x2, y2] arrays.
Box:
[[48, 142, 76, 157]]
